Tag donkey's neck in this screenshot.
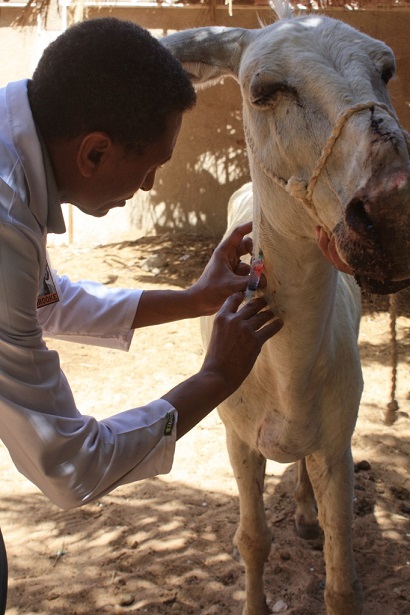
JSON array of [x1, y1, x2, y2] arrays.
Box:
[[260, 222, 337, 317], [257, 216, 341, 383], [252, 212, 362, 419], [250, 175, 335, 307]]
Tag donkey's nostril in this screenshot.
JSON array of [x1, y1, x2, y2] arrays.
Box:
[[345, 197, 375, 236]]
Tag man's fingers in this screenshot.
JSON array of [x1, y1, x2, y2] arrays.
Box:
[[222, 294, 270, 318], [238, 296, 268, 316], [240, 296, 283, 338], [219, 222, 252, 250], [222, 292, 247, 314], [244, 302, 283, 331], [234, 260, 251, 277], [257, 317, 284, 342], [232, 221, 252, 241], [250, 308, 277, 328], [218, 223, 253, 264], [220, 295, 283, 339], [237, 235, 253, 259]]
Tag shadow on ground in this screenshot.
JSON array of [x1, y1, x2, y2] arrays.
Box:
[[1, 451, 409, 615]]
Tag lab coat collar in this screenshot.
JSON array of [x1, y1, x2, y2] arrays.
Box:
[[5, 79, 65, 235]]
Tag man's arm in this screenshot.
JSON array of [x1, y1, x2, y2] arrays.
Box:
[[41, 223, 256, 341], [0, 213, 282, 510]]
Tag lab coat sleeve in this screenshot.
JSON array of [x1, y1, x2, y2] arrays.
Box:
[[0, 221, 178, 510], [38, 269, 143, 351], [0, 364, 178, 510]]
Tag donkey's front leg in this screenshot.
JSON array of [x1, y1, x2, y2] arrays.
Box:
[[225, 425, 271, 615], [306, 447, 363, 615]]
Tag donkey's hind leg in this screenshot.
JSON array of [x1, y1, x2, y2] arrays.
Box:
[[294, 457, 321, 540]]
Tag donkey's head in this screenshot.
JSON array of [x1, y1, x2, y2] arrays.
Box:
[[162, 4, 410, 294]]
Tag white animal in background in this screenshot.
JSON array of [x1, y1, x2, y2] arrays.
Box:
[[163, 4, 410, 614]]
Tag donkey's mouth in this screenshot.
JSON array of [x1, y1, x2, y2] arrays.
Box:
[[354, 274, 410, 295], [333, 221, 410, 295], [333, 175, 410, 294]]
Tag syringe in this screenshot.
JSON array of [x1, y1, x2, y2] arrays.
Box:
[[245, 250, 264, 299]]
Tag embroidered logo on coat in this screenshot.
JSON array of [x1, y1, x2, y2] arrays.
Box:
[[164, 412, 175, 436], [37, 262, 59, 308]]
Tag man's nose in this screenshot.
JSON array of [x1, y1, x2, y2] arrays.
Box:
[[140, 169, 156, 192]]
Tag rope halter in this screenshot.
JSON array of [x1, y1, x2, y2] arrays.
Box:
[[244, 100, 406, 234]]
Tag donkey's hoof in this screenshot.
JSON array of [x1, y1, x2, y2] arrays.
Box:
[[325, 579, 363, 615], [295, 515, 321, 541], [242, 601, 271, 615]]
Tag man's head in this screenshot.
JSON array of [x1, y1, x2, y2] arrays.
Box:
[[28, 18, 196, 216], [29, 17, 196, 155]]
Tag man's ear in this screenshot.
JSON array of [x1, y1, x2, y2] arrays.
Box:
[[76, 132, 113, 177]]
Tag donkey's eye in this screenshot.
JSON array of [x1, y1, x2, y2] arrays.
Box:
[[250, 81, 297, 107], [381, 66, 394, 84]]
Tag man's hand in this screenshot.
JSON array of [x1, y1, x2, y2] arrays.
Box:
[[188, 222, 267, 316], [316, 227, 353, 275], [202, 294, 283, 392], [132, 223, 267, 328], [163, 293, 283, 438]]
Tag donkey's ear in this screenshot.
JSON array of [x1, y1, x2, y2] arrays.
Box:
[[161, 27, 251, 88]]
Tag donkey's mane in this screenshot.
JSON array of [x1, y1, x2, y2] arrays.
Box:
[[270, 0, 294, 20]]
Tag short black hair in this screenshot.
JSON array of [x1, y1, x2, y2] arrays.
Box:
[[29, 17, 196, 154]]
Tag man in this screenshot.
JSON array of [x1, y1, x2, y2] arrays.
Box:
[[0, 18, 283, 510]]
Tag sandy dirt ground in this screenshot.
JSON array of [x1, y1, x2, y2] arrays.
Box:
[[0, 233, 409, 615]]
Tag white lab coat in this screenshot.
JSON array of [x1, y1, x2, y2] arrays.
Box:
[[0, 80, 177, 509]]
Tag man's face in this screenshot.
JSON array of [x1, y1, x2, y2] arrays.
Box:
[[69, 110, 183, 217]]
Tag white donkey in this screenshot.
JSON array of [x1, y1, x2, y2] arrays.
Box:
[[162, 4, 410, 614]]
